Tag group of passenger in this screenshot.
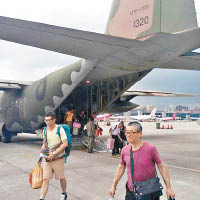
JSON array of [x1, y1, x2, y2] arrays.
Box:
[[39, 111, 175, 200], [64, 109, 87, 135]]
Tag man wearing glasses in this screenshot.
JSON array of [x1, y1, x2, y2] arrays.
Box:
[[40, 112, 68, 200], [109, 121, 175, 200]]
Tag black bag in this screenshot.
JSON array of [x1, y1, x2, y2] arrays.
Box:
[[125, 183, 161, 200], [130, 147, 163, 200]]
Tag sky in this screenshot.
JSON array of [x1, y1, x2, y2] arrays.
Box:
[[0, 0, 200, 109]]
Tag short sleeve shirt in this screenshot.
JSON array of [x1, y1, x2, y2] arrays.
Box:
[[65, 111, 74, 122], [112, 125, 120, 136], [43, 125, 67, 148], [120, 142, 162, 192]]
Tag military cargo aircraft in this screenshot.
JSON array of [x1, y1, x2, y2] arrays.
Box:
[[0, 0, 199, 142]]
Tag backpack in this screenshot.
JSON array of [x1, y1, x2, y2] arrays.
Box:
[[43, 124, 72, 163]]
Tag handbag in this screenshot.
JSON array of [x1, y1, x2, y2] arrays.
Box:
[[107, 137, 115, 150], [29, 163, 43, 189], [130, 147, 163, 200], [73, 122, 81, 128]]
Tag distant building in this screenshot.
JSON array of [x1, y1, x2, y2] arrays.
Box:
[[165, 105, 176, 112], [176, 105, 188, 112], [193, 107, 200, 113], [146, 105, 156, 112], [182, 106, 189, 112], [133, 105, 146, 114]]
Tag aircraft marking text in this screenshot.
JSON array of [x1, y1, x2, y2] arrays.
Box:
[[130, 4, 150, 15], [108, 0, 155, 39], [134, 16, 149, 28]]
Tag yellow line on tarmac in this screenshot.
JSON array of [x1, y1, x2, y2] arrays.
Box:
[[81, 151, 200, 173], [166, 164, 200, 173]]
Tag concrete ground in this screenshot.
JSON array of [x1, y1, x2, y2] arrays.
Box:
[[0, 121, 199, 200]]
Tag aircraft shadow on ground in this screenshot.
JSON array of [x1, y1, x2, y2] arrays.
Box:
[[10, 135, 43, 145]]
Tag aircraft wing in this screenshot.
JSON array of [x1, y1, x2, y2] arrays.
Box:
[[0, 16, 143, 61], [121, 90, 198, 101], [0, 79, 32, 90], [1, 16, 200, 80], [159, 55, 200, 70]]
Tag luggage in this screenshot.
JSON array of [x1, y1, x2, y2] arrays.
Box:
[[73, 122, 81, 128], [107, 137, 115, 150], [29, 163, 43, 189], [73, 127, 79, 135], [57, 124, 72, 161]]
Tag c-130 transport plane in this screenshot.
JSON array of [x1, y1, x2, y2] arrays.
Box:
[[0, 0, 199, 142]]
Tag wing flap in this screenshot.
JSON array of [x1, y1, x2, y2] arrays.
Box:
[[1, 16, 200, 77]]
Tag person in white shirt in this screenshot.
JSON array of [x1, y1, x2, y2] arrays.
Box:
[[110, 124, 122, 155]]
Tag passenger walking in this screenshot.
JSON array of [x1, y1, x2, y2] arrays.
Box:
[[65, 109, 74, 132], [77, 110, 87, 135], [92, 112, 98, 134], [40, 112, 68, 200], [109, 121, 175, 200], [110, 124, 122, 155], [86, 117, 95, 153], [96, 125, 103, 142], [119, 121, 127, 152]]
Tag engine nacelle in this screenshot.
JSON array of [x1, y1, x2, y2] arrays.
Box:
[[106, 101, 139, 113]]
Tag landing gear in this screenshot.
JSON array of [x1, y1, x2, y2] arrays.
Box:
[[2, 134, 11, 143], [1, 125, 12, 143]]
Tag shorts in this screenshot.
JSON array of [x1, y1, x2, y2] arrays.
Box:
[[43, 158, 65, 180]]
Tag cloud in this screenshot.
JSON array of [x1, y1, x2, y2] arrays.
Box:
[[0, 0, 112, 80]]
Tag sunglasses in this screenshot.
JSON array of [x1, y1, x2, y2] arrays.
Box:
[[125, 131, 138, 136], [44, 119, 53, 122]]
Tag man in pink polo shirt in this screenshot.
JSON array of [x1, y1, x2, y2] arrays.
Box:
[[109, 121, 175, 200]]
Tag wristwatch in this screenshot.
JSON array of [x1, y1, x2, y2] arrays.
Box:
[[53, 152, 57, 159]]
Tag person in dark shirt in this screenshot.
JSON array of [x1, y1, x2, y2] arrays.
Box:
[[119, 121, 127, 152]]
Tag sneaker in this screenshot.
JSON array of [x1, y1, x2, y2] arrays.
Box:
[[61, 193, 67, 200]]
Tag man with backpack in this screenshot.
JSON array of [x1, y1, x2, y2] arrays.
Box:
[[40, 111, 69, 200]]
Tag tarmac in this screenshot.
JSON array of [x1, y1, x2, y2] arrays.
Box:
[[0, 121, 199, 200]]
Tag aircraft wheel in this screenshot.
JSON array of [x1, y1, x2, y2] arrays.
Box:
[[2, 135, 11, 143], [2, 126, 12, 143]]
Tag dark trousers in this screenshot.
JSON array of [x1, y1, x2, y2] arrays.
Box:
[[125, 184, 160, 200], [112, 135, 119, 155]]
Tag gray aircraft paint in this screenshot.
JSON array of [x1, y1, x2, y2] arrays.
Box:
[[23, 59, 96, 131], [0, 0, 199, 140]]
